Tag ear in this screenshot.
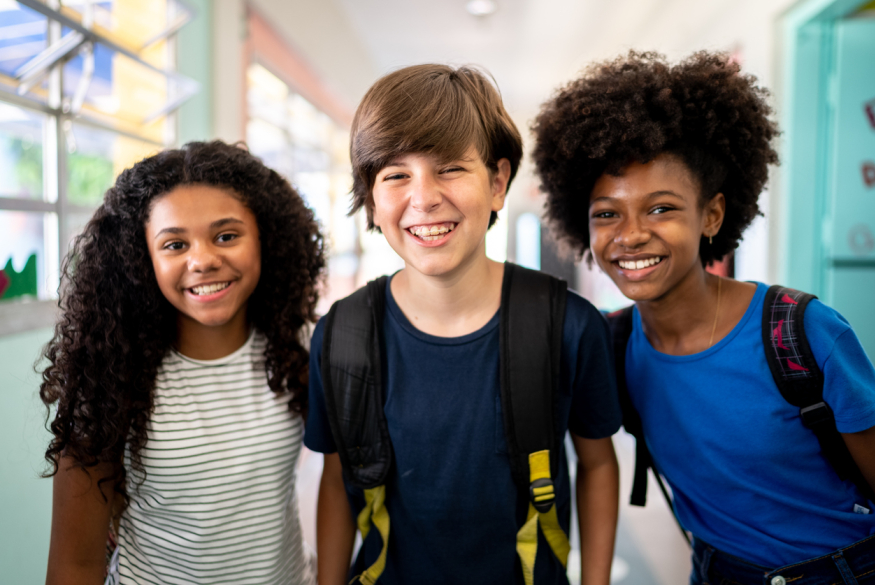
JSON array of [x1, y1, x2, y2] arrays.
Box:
[[491, 158, 512, 212], [703, 193, 726, 239]]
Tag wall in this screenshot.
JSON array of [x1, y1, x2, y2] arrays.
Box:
[[178, 0, 214, 143], [211, 0, 378, 144], [0, 327, 55, 580]]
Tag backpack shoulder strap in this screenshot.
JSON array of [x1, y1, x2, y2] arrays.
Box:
[[763, 285, 875, 501], [606, 306, 652, 506], [499, 262, 567, 492], [607, 305, 691, 545], [321, 276, 393, 489], [500, 263, 572, 581], [762, 285, 823, 404]]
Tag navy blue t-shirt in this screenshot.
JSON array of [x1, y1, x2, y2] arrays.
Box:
[[305, 276, 621, 584]]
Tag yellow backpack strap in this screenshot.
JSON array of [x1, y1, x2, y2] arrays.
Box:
[[516, 450, 571, 585], [352, 485, 390, 585]]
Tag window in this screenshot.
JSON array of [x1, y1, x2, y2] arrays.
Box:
[[246, 61, 358, 310], [0, 0, 198, 334]]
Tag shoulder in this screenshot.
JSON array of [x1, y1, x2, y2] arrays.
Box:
[[802, 297, 852, 343], [776, 289, 853, 367], [563, 289, 611, 341]]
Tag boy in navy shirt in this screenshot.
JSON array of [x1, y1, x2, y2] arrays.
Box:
[[305, 64, 622, 585]]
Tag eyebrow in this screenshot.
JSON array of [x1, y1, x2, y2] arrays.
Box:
[[153, 217, 244, 240], [590, 190, 685, 205]]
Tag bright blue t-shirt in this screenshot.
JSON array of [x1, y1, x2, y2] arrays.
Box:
[[305, 276, 622, 584], [626, 281, 875, 567]]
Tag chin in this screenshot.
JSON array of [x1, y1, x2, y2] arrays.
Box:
[[405, 255, 459, 277]]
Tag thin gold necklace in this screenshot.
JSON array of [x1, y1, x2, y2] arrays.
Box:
[[708, 277, 722, 347]]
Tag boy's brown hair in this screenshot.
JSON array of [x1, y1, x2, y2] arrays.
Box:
[[350, 64, 523, 230]]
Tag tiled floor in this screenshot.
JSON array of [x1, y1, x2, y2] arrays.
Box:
[[295, 430, 692, 583]]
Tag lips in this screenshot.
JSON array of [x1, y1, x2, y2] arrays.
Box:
[[184, 280, 236, 302]]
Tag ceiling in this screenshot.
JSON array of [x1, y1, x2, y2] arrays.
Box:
[[333, 0, 798, 122]]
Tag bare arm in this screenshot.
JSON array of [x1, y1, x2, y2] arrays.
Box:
[[571, 434, 619, 585], [842, 425, 875, 496], [316, 452, 356, 585], [45, 457, 115, 585]]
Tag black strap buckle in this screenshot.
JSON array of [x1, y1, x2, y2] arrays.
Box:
[[530, 478, 555, 513], [800, 401, 834, 429]]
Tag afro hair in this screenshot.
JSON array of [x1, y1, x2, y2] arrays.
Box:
[[532, 51, 779, 265]]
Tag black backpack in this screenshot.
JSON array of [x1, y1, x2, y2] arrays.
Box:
[[607, 284, 875, 545], [320, 263, 570, 585]]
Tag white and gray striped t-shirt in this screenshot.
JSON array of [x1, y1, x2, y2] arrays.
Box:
[[111, 331, 313, 585]]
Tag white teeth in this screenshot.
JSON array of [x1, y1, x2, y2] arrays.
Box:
[[191, 282, 230, 295], [409, 224, 456, 239], [618, 257, 662, 270]]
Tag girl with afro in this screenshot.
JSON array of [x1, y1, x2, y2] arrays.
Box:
[[533, 52, 875, 585], [40, 141, 323, 585]]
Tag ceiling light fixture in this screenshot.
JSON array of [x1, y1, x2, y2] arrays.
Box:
[[466, 0, 498, 17]]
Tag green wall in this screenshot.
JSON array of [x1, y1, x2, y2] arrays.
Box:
[[0, 327, 54, 580], [177, 0, 214, 144]]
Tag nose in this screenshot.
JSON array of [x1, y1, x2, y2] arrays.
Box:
[[614, 215, 651, 248], [409, 173, 442, 213], [187, 242, 222, 273]]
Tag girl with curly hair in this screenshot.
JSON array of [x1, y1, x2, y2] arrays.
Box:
[[40, 141, 324, 585], [533, 52, 875, 585]]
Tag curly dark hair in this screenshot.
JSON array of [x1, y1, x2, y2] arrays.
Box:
[[39, 140, 325, 508], [532, 51, 779, 265]]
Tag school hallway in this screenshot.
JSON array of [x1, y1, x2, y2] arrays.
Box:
[[3, 0, 874, 581]]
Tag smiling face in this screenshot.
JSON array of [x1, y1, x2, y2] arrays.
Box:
[[145, 184, 261, 337], [371, 145, 510, 278], [588, 154, 724, 302]]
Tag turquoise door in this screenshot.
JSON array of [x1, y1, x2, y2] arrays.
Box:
[[825, 16, 875, 356]]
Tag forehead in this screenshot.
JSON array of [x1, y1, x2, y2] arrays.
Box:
[[147, 185, 251, 227], [380, 144, 482, 168], [590, 154, 699, 203]]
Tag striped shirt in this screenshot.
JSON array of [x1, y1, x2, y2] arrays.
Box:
[[111, 331, 313, 585]]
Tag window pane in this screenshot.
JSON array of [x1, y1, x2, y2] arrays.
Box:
[[0, 3, 47, 79], [67, 123, 159, 206], [0, 101, 45, 200], [63, 43, 171, 142], [61, 0, 191, 64], [0, 209, 57, 301], [64, 209, 94, 248]]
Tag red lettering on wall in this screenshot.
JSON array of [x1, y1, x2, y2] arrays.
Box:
[[864, 162, 875, 188], [867, 100, 875, 130]]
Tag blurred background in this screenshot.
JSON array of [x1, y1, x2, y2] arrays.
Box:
[[1, 0, 873, 581]]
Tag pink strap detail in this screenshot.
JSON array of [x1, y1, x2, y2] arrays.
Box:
[[787, 359, 809, 372], [781, 294, 798, 305]]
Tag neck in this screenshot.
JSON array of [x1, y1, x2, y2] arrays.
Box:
[[636, 264, 720, 354], [391, 248, 503, 337], [175, 309, 251, 360]]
